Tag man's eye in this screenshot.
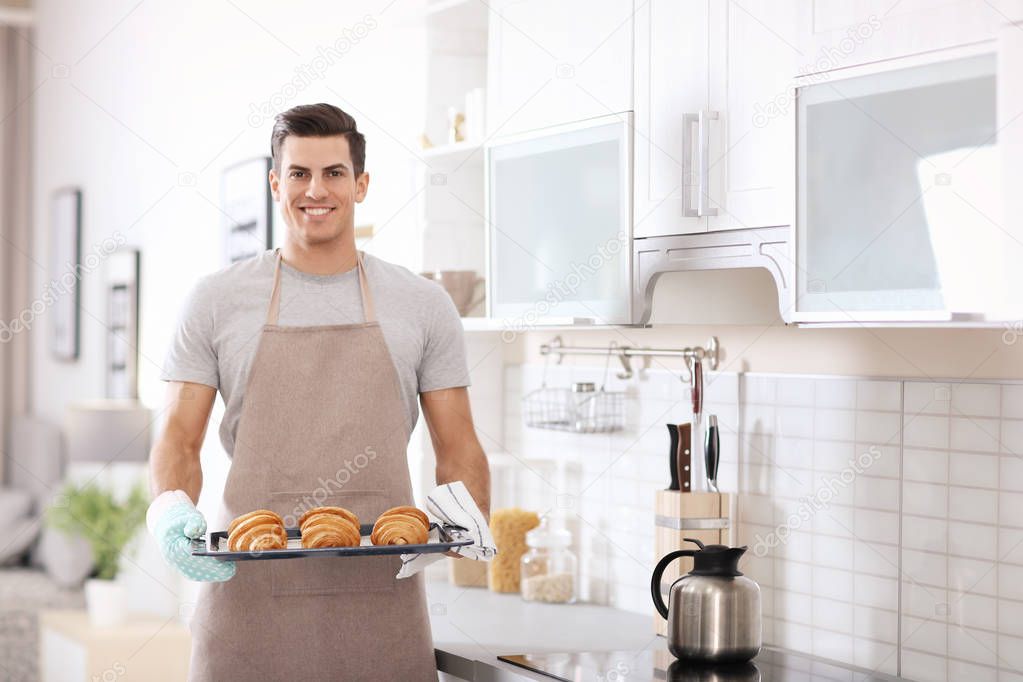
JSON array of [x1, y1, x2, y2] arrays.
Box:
[[330, 170, 343, 177], [290, 171, 305, 178]]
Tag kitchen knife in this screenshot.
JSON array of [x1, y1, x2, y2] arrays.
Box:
[[705, 415, 720, 493], [666, 424, 680, 491], [677, 423, 692, 492]]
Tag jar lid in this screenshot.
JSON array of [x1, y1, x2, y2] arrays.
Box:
[[526, 514, 572, 549]]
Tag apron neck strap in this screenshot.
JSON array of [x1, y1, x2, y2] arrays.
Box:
[[267, 248, 376, 325]]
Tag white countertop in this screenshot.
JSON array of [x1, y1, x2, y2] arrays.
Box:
[[425, 577, 657, 681]]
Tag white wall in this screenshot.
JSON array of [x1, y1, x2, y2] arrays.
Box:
[[30, 0, 428, 613]]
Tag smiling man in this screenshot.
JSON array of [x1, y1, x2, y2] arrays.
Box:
[[147, 103, 491, 682]]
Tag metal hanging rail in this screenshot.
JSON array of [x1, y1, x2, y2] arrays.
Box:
[[538, 336, 719, 381]]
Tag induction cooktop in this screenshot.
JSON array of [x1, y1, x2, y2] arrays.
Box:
[[497, 644, 901, 681]]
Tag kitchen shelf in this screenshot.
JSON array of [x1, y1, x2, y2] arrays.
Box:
[[421, 140, 485, 160]]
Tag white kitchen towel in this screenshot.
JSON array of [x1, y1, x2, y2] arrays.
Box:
[[396, 481, 497, 579]]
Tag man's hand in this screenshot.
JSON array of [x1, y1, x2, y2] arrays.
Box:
[[148, 490, 236, 582]]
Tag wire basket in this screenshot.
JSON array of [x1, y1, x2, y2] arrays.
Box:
[[522, 346, 625, 433]]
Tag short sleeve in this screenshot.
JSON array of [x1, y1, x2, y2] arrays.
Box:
[[417, 288, 471, 393], [160, 276, 219, 389]]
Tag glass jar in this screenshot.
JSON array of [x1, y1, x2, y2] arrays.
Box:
[[520, 514, 577, 604]]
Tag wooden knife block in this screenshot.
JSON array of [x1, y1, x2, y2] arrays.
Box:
[[653, 490, 732, 636]]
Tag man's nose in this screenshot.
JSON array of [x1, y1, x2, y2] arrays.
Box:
[[306, 175, 328, 199]]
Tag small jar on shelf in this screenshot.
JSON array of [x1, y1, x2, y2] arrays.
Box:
[[520, 514, 577, 604]]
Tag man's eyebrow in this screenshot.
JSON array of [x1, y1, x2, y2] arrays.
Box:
[[286, 162, 352, 172]]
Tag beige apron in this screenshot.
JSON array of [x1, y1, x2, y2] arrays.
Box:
[[187, 248, 438, 682]]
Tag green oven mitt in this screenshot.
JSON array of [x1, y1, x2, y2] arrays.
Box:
[[148, 490, 236, 582]]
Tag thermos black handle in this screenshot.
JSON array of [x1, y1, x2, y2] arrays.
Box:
[[650, 549, 697, 619]]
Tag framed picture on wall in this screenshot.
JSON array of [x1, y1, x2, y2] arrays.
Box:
[[222, 156, 274, 264], [50, 187, 82, 361], [106, 249, 140, 399]]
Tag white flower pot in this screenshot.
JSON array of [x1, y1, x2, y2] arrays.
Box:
[[84, 578, 127, 627]]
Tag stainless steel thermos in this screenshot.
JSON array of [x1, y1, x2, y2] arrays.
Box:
[[651, 538, 762, 663]]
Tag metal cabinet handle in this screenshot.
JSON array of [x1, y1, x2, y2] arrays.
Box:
[[682, 111, 719, 218], [682, 113, 699, 218], [698, 110, 718, 217]]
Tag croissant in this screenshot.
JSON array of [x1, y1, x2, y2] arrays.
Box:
[[299, 506, 361, 548], [227, 510, 287, 551], [370, 505, 430, 546]]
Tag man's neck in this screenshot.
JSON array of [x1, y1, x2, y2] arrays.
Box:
[[281, 236, 359, 276]]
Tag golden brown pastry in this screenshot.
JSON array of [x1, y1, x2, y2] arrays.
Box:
[[370, 505, 430, 546], [299, 506, 361, 548], [227, 510, 287, 551]]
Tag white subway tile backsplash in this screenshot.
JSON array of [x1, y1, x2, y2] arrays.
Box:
[[950, 451, 999, 489], [903, 581, 949, 620], [903, 515, 949, 553], [504, 365, 1023, 675], [814, 440, 857, 473], [815, 379, 857, 410], [776, 377, 815, 407], [900, 647, 947, 682], [904, 447, 949, 484], [1003, 419, 1023, 456], [903, 616, 949, 656], [905, 382, 952, 416], [952, 417, 1002, 453], [952, 591, 998, 631], [1004, 386, 1023, 419], [856, 508, 901, 546], [999, 492, 1023, 528], [854, 540, 900, 579], [904, 414, 951, 449], [903, 481, 948, 518], [949, 486, 999, 524], [950, 521, 998, 561], [855, 573, 899, 610], [857, 380, 902, 412], [856, 410, 902, 445], [948, 625, 998, 666], [855, 476, 900, 513], [948, 556, 997, 597], [952, 383, 1002, 418], [902, 548, 947, 588], [816, 409, 856, 441], [776, 407, 815, 439]]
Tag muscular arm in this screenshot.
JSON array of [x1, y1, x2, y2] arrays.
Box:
[[421, 387, 491, 523], [149, 381, 217, 504]]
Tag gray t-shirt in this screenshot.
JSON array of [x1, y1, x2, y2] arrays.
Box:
[[160, 249, 471, 458]]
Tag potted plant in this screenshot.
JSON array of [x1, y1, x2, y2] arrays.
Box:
[[46, 482, 148, 626]]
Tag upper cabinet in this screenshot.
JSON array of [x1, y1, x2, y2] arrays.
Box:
[[486, 0, 633, 136], [633, 0, 799, 238], [796, 0, 1013, 71]]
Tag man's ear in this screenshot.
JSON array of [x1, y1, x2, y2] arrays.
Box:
[[269, 168, 280, 202], [355, 171, 370, 203]]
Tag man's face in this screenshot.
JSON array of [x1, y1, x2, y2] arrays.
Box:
[[269, 135, 369, 246]]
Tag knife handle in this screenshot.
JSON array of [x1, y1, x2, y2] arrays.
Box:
[[677, 423, 692, 492], [666, 424, 680, 491], [705, 415, 720, 491]]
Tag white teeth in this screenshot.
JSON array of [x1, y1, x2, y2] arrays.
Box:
[[303, 207, 332, 216]]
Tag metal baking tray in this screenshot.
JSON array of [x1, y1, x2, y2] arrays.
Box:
[[191, 521, 473, 561]]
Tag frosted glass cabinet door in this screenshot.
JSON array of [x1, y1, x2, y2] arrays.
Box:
[[487, 114, 632, 325], [795, 53, 1000, 321]]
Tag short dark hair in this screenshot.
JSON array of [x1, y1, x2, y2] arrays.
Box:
[[270, 103, 366, 176]]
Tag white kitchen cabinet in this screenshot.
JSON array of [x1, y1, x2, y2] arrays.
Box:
[[707, 0, 799, 231], [633, 0, 799, 238], [485, 0, 633, 138], [795, 0, 1019, 73], [793, 49, 1008, 322], [633, 0, 710, 237]]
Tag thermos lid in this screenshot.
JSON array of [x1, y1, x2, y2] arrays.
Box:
[[684, 538, 747, 577]]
